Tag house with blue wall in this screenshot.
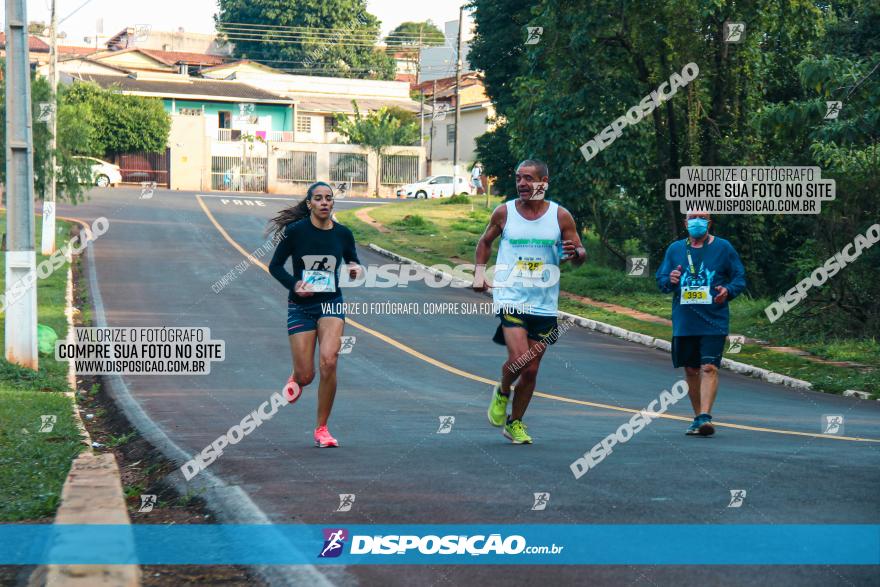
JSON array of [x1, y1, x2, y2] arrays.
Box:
[[66, 71, 295, 139]]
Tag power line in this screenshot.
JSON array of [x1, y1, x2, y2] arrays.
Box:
[[59, 0, 95, 24], [216, 23, 453, 47], [218, 20, 444, 39], [219, 32, 456, 51], [218, 25, 441, 42]]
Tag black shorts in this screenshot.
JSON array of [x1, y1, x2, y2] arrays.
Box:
[[671, 335, 726, 368], [493, 311, 560, 346]]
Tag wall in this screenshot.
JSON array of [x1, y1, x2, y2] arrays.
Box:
[[425, 104, 495, 169], [210, 141, 425, 198], [167, 112, 425, 196], [294, 112, 346, 144], [168, 114, 210, 191], [164, 99, 293, 132]]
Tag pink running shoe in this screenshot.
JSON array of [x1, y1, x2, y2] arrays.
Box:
[[314, 425, 339, 448], [283, 376, 302, 404]]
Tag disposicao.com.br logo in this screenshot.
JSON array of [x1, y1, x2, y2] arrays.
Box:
[[320, 529, 564, 557]]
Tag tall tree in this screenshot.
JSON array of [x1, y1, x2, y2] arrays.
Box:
[[215, 0, 395, 79], [385, 21, 445, 47], [469, 0, 880, 335]]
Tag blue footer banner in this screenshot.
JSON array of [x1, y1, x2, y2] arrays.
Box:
[[0, 525, 877, 565]]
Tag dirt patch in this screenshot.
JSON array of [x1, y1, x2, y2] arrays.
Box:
[[355, 206, 390, 233], [560, 291, 672, 325]]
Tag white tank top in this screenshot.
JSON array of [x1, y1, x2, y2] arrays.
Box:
[[492, 199, 562, 316]]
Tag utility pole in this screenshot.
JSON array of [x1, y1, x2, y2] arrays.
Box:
[[453, 5, 464, 181], [4, 0, 39, 369], [417, 30, 424, 172], [429, 79, 436, 175], [41, 0, 58, 255]]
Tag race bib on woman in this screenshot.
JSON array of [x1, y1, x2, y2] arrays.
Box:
[[302, 255, 337, 292]]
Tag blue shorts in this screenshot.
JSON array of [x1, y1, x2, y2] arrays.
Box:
[[287, 297, 345, 335]]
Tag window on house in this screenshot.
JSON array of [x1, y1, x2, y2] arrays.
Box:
[[446, 123, 456, 145], [324, 116, 338, 133], [218, 111, 231, 129], [296, 115, 312, 133]]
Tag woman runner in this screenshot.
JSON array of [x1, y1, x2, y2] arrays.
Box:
[[267, 181, 361, 447]]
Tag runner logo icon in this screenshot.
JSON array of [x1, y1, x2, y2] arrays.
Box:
[[822, 414, 844, 435], [437, 416, 455, 434], [728, 489, 747, 508], [532, 492, 550, 511], [319, 528, 348, 558], [336, 494, 355, 512]]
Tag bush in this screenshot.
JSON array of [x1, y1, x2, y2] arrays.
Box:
[[389, 214, 436, 234], [442, 194, 472, 205]]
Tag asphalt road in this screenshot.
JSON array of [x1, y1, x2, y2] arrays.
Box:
[[57, 186, 879, 586]]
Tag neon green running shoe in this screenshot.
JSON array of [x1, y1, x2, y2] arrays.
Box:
[[487, 384, 509, 427], [503, 419, 533, 444]]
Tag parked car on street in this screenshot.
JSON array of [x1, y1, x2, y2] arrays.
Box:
[[72, 156, 122, 187], [398, 176, 472, 199]]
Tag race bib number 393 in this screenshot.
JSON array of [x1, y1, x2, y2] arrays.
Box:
[[680, 285, 711, 305]]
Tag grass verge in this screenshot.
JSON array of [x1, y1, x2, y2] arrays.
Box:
[[0, 213, 85, 521]]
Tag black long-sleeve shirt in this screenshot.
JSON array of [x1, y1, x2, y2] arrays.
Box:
[[268, 219, 360, 304]]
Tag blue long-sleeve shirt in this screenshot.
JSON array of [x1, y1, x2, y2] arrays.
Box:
[[656, 236, 746, 336]]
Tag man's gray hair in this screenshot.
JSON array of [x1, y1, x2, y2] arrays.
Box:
[[517, 159, 549, 178]]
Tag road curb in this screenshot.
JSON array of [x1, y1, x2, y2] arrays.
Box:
[[366, 243, 814, 391], [28, 247, 140, 587]]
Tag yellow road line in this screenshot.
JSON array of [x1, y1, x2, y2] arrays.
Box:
[[195, 195, 880, 444]]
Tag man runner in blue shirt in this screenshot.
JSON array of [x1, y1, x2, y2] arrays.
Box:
[[656, 212, 746, 436]]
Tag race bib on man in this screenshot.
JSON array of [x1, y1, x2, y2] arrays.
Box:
[[515, 257, 544, 273], [681, 285, 711, 304]]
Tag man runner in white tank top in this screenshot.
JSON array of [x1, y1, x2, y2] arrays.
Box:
[[473, 159, 586, 444]]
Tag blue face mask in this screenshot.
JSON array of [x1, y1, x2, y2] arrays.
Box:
[[687, 218, 709, 238]]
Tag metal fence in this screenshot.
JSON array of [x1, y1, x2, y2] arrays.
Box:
[[113, 150, 170, 187], [381, 154, 419, 184], [277, 151, 317, 183], [211, 155, 268, 192], [329, 152, 368, 184]]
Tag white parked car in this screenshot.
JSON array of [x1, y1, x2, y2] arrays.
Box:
[[73, 156, 122, 187], [398, 175, 472, 199]]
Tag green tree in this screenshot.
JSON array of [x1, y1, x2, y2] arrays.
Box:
[[469, 0, 880, 337], [63, 82, 170, 156], [335, 101, 420, 196], [0, 65, 92, 204], [385, 21, 445, 47], [215, 0, 395, 79], [27, 21, 47, 35], [474, 120, 516, 196]]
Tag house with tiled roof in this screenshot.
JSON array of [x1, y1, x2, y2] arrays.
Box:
[[415, 72, 495, 175], [0, 33, 50, 64], [42, 42, 424, 195]]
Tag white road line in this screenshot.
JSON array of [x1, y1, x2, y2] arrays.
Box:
[[196, 193, 392, 204]]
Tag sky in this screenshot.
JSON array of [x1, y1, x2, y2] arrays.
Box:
[[2, 0, 467, 44]]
